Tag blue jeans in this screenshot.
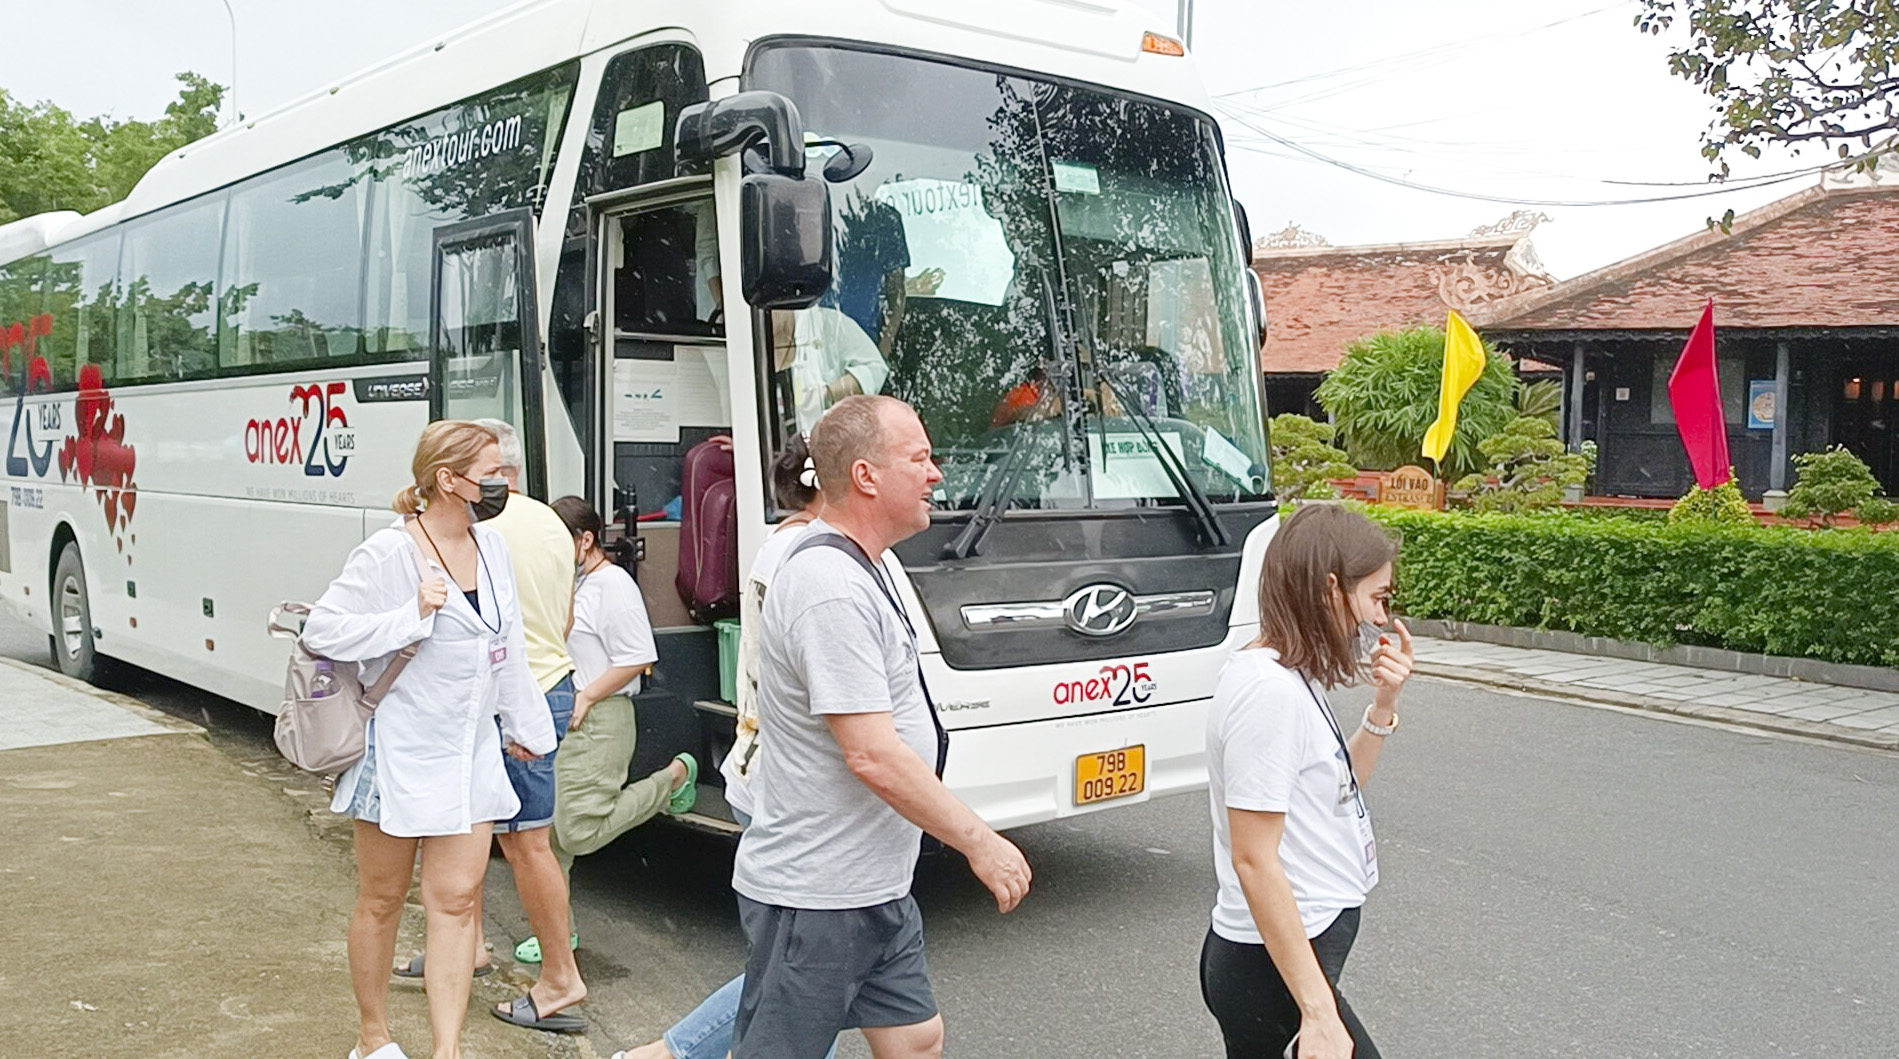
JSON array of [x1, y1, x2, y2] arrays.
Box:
[[665, 806, 836, 1059], [496, 673, 575, 832], [664, 974, 838, 1059]]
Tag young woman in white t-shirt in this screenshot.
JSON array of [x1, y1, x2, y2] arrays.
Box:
[[543, 499, 694, 880], [1201, 504, 1416, 1059]]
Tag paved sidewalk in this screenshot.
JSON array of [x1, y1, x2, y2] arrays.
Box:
[[1413, 635, 1899, 751], [0, 658, 583, 1059]]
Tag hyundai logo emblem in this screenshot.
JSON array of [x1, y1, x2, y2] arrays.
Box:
[[1063, 584, 1138, 637]]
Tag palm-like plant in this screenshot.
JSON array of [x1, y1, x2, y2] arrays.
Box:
[[1517, 380, 1562, 424], [1315, 326, 1520, 480]]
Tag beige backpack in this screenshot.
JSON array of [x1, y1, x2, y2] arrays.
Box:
[[267, 542, 429, 774]]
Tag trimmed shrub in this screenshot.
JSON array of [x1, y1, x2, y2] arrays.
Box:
[[1268, 414, 1356, 501], [1668, 477, 1754, 526], [1783, 446, 1887, 527], [1859, 497, 1899, 528], [1452, 416, 1588, 513], [1366, 507, 1899, 667]]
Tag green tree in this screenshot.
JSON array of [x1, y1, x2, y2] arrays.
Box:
[[0, 72, 223, 224], [1268, 413, 1356, 501], [1453, 416, 1589, 513], [1782, 445, 1891, 526], [1314, 325, 1519, 480], [1636, 1, 1899, 174]]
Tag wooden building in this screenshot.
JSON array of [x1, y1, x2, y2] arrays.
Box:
[[1473, 172, 1899, 498], [1252, 212, 1555, 419]]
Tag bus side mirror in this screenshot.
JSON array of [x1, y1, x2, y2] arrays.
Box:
[[741, 172, 834, 309], [1243, 267, 1269, 350], [675, 91, 836, 309]]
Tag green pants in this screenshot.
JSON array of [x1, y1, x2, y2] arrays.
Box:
[[551, 694, 675, 867]]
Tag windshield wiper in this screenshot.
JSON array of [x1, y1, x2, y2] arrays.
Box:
[[1097, 367, 1230, 547], [941, 271, 1084, 561], [942, 422, 1042, 560]]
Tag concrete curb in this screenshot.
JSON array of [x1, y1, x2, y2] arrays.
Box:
[[1408, 619, 1899, 694], [0, 654, 204, 736], [1416, 660, 1899, 753]]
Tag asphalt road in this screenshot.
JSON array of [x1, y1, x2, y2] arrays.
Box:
[[12, 613, 1897, 1058]]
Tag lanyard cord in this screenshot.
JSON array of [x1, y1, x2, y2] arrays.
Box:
[[1304, 676, 1367, 819], [415, 517, 502, 635]]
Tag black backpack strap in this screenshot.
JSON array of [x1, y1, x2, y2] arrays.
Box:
[[786, 532, 950, 777]]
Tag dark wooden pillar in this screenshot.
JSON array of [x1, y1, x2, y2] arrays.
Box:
[[1566, 342, 1587, 452]]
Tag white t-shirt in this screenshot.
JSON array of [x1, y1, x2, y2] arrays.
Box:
[[720, 523, 811, 817], [1207, 648, 1377, 942], [569, 563, 658, 699]]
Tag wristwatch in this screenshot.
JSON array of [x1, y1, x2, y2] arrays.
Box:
[[1361, 705, 1399, 737]]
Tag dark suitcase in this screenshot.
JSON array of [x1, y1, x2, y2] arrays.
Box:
[[676, 438, 738, 622]]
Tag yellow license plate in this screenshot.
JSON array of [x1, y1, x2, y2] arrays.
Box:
[[1075, 745, 1146, 806]]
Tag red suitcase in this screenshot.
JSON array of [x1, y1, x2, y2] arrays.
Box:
[[676, 438, 739, 622]]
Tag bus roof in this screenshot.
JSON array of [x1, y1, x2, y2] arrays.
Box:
[[0, 211, 82, 263], [10, 0, 1209, 256]]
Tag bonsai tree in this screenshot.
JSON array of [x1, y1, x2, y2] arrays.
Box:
[[1315, 325, 1519, 479], [1453, 416, 1589, 513], [1782, 446, 1893, 527], [1668, 474, 1754, 526], [1268, 414, 1357, 501]]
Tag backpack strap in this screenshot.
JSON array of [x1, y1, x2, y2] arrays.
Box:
[[786, 532, 950, 778], [363, 533, 436, 710]]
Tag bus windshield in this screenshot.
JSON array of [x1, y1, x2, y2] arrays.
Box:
[[748, 44, 1271, 512]]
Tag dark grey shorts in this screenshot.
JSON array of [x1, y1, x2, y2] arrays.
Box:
[[732, 894, 937, 1058]]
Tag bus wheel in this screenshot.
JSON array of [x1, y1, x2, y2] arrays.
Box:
[[51, 543, 99, 683]]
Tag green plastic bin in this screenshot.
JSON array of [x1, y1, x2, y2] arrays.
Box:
[[715, 619, 742, 704]]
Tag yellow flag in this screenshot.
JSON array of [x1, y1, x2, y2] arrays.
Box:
[[1421, 309, 1487, 463]]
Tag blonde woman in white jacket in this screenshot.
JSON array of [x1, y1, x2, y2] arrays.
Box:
[[305, 419, 557, 1059]]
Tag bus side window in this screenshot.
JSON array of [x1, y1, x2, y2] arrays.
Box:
[[615, 200, 721, 339], [117, 197, 223, 383]]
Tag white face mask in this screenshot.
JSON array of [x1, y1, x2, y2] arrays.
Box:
[[1355, 620, 1385, 664]]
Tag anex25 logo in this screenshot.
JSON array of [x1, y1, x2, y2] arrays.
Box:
[[247, 382, 356, 476]]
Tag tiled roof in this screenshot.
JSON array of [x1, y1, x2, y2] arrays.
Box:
[[1472, 181, 1899, 333], [1254, 231, 1552, 374]]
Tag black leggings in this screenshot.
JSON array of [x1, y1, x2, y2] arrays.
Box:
[[1199, 908, 1381, 1059]]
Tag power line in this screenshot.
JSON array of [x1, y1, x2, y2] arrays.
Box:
[[1218, 101, 1859, 190], [1219, 109, 1839, 207], [1215, 2, 1634, 106]]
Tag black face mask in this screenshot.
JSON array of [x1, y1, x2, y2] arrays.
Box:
[[466, 477, 510, 521]]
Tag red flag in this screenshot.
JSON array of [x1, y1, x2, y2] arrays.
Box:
[[1668, 301, 1731, 489]]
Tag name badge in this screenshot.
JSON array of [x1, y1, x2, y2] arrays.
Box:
[[490, 642, 508, 668], [1356, 808, 1379, 887]]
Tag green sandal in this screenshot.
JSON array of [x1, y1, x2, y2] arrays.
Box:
[[668, 752, 699, 815], [513, 933, 578, 965]]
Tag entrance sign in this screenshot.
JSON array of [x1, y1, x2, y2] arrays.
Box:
[[1382, 465, 1443, 509]]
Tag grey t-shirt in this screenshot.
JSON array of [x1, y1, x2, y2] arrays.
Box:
[[731, 521, 937, 910]]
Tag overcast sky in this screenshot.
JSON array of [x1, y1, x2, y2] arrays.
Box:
[[3, 0, 1823, 279]]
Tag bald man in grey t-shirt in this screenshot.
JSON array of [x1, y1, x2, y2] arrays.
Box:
[[730, 396, 1031, 1059]]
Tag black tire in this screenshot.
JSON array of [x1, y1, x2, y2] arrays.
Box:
[[50, 543, 99, 683]]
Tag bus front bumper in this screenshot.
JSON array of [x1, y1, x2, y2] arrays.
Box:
[[941, 696, 1210, 832]]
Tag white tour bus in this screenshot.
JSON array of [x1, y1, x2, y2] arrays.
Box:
[[0, 0, 1277, 830]]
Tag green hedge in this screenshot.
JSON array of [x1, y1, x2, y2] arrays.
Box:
[[1364, 508, 1899, 668]]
